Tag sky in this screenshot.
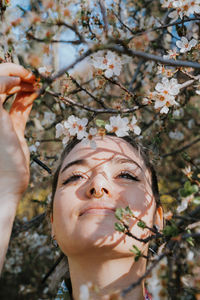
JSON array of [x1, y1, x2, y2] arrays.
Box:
[[10, 0, 77, 69]]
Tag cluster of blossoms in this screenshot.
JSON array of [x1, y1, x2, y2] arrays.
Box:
[[55, 114, 141, 148], [144, 77, 180, 114], [161, 0, 200, 20], [90, 51, 130, 78]]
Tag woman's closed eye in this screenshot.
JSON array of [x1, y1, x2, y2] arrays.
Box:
[[62, 173, 84, 185], [117, 171, 140, 181], [62, 171, 140, 186]]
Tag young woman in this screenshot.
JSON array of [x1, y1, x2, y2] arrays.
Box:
[[0, 63, 163, 299]]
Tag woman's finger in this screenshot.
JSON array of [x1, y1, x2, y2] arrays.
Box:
[[0, 63, 35, 82], [10, 91, 38, 135], [7, 82, 37, 94], [9, 91, 39, 164], [0, 76, 21, 94]]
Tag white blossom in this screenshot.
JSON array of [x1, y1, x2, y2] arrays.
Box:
[[163, 49, 178, 60], [182, 165, 192, 177], [172, 108, 184, 118], [64, 115, 80, 136], [176, 37, 197, 53], [42, 112, 56, 126], [29, 141, 40, 153], [155, 77, 180, 96], [154, 92, 178, 113], [62, 135, 70, 145], [169, 130, 184, 140], [55, 123, 64, 138], [91, 51, 122, 78], [187, 119, 195, 129], [129, 115, 141, 135], [196, 90, 200, 95], [153, 77, 180, 113], [177, 195, 193, 213], [38, 66, 47, 75], [187, 250, 194, 261], [162, 0, 200, 19], [82, 127, 97, 149], [76, 118, 88, 140], [105, 115, 129, 137]]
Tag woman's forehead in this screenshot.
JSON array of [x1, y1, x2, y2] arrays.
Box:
[[62, 136, 145, 168]]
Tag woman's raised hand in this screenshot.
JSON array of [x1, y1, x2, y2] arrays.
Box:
[[0, 63, 38, 197]]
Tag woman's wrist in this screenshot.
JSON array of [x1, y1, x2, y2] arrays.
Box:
[[0, 191, 22, 215], [0, 192, 22, 274]]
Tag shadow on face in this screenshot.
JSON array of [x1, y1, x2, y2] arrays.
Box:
[[52, 136, 160, 258]]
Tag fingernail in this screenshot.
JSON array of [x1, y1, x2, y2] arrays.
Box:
[[8, 86, 21, 94], [24, 73, 33, 80], [12, 76, 21, 83]]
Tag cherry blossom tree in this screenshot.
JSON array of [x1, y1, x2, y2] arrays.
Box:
[[0, 0, 200, 299]]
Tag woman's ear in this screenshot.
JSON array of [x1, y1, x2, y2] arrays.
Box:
[[154, 206, 164, 231]]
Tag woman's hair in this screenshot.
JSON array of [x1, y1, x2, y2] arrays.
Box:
[[49, 133, 161, 215]]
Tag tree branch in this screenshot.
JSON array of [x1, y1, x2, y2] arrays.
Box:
[[162, 137, 200, 158], [47, 90, 146, 114]]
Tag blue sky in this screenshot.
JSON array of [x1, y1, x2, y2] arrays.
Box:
[[10, 0, 77, 68]]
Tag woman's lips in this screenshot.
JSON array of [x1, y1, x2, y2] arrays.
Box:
[[80, 207, 115, 216]]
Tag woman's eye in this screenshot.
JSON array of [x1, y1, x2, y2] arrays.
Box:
[[62, 174, 83, 185], [118, 172, 139, 181]]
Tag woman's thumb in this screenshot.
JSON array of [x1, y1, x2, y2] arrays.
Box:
[[0, 76, 21, 94]]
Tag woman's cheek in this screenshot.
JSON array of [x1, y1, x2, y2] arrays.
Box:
[[54, 189, 76, 224], [123, 185, 147, 211]]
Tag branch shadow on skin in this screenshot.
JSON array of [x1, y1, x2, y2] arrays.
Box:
[[70, 137, 156, 251]]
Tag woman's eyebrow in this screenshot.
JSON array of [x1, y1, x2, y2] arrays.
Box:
[[112, 156, 142, 170], [61, 159, 88, 173], [61, 156, 142, 174]]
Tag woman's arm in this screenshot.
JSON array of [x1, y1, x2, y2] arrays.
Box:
[[0, 63, 38, 273]]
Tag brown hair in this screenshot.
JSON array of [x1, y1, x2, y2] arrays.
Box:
[[50, 133, 161, 214]]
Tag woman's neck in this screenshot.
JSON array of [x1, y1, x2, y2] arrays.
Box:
[[68, 253, 146, 300]]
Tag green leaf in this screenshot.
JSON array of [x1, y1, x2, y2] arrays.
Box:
[[179, 181, 198, 197], [130, 245, 140, 254], [125, 206, 133, 215], [191, 184, 198, 193], [95, 119, 106, 127], [137, 220, 146, 229], [115, 208, 124, 220], [162, 224, 179, 237], [193, 197, 200, 205], [186, 229, 195, 247], [186, 237, 195, 247], [130, 245, 141, 261], [184, 181, 191, 190], [114, 222, 125, 232]]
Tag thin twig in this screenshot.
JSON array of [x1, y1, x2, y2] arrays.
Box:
[[26, 32, 82, 45], [32, 157, 52, 174], [47, 90, 146, 114], [70, 75, 107, 108], [162, 137, 200, 158]]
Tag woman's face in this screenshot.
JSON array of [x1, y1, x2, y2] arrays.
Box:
[[52, 136, 158, 257]]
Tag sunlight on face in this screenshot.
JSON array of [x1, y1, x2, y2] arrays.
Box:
[[52, 136, 157, 257]]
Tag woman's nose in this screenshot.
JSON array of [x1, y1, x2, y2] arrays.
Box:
[[86, 175, 110, 198]]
